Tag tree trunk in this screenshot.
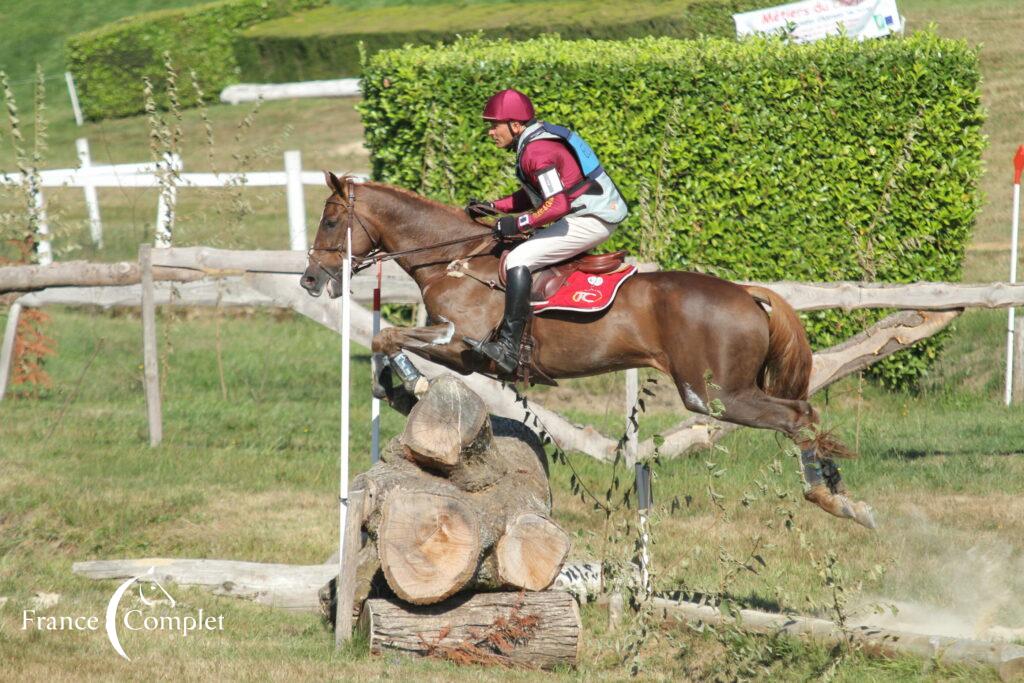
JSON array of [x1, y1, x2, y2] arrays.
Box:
[[346, 375, 571, 607], [360, 591, 581, 670]]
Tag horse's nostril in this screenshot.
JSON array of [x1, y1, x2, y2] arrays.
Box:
[[301, 275, 316, 289]]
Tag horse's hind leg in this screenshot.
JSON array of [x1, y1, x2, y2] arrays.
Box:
[[677, 380, 876, 529]]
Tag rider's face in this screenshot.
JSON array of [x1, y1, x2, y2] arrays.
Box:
[[487, 120, 523, 149]]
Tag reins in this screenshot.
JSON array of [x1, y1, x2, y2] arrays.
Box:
[[309, 194, 497, 278]]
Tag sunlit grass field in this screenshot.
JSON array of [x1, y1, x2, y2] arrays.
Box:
[[2, 0, 1024, 679]]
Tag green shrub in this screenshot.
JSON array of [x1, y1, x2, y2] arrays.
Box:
[[234, 0, 761, 82], [359, 33, 985, 388], [65, 0, 327, 120]]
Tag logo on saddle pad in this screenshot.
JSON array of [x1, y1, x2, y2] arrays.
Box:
[[571, 290, 603, 305], [533, 265, 638, 314]]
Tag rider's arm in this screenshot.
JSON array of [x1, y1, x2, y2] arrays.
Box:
[[518, 141, 583, 229], [493, 189, 533, 213]]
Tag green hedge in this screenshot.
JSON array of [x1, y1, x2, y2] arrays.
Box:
[[360, 34, 985, 387], [234, 0, 760, 82], [65, 0, 326, 120]]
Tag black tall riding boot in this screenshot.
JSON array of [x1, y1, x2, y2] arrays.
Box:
[[469, 266, 532, 374]]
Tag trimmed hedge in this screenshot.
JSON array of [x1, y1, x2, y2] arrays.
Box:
[[234, 0, 760, 82], [360, 34, 985, 387], [65, 0, 326, 120]]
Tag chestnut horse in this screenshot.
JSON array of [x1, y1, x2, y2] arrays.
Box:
[[301, 173, 875, 529]]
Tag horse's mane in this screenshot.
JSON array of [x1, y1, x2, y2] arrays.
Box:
[[346, 175, 468, 221]]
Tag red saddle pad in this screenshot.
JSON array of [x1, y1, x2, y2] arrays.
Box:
[[532, 264, 637, 314]]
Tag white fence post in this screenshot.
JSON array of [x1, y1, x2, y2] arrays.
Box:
[[1015, 316, 1024, 405], [76, 138, 103, 248], [285, 150, 307, 251], [31, 178, 52, 266], [139, 245, 162, 446], [0, 302, 23, 402], [154, 153, 181, 248], [65, 72, 84, 127]]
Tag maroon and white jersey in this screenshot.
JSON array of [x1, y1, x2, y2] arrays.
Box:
[[493, 138, 590, 229]]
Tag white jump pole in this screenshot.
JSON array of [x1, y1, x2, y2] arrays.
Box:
[[371, 262, 382, 464], [65, 72, 84, 127], [1005, 145, 1024, 406], [284, 150, 307, 251], [335, 216, 353, 646], [76, 138, 103, 248]]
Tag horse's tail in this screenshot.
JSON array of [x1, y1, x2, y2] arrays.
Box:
[[744, 285, 812, 401]]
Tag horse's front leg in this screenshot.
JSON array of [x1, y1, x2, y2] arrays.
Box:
[[371, 319, 467, 403]]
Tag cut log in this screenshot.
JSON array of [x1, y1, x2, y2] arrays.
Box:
[[346, 377, 570, 606], [496, 514, 571, 591], [399, 374, 491, 471], [360, 591, 581, 670], [378, 490, 481, 604]]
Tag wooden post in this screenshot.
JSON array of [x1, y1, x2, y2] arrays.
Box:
[[0, 302, 22, 402], [139, 245, 162, 446], [1015, 315, 1024, 405], [335, 488, 366, 646], [76, 138, 103, 248], [626, 368, 652, 597]]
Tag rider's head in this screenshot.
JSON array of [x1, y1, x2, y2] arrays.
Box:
[[483, 89, 535, 150]]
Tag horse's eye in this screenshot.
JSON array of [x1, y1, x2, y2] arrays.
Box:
[[324, 217, 339, 230]]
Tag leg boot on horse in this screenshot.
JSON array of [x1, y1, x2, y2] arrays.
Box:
[[465, 265, 532, 375]]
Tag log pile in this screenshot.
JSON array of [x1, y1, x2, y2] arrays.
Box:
[[327, 375, 580, 668]]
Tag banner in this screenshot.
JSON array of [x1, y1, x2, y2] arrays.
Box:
[[734, 0, 902, 43]]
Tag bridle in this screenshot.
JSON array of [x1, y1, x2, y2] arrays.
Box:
[[306, 186, 497, 285]]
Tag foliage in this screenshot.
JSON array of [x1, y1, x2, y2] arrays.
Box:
[[64, 0, 327, 121], [232, 0, 759, 81], [359, 32, 985, 387]]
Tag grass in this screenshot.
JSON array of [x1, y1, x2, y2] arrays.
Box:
[[245, 0, 697, 37], [1, 0, 1024, 678], [1, 307, 1017, 680]]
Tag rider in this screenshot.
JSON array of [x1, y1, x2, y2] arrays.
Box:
[[465, 88, 629, 374]]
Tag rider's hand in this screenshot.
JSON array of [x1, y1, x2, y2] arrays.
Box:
[[464, 198, 495, 219], [494, 215, 523, 240]]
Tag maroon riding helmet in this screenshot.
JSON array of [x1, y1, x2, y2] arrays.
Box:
[[482, 89, 535, 122]]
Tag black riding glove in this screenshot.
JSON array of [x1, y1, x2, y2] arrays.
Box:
[[464, 198, 495, 219], [494, 215, 522, 240]]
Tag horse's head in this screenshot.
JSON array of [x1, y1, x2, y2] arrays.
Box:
[[301, 171, 379, 298]]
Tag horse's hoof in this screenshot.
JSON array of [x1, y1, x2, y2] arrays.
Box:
[[851, 501, 877, 530], [804, 486, 877, 530], [411, 376, 430, 397], [371, 353, 390, 400]]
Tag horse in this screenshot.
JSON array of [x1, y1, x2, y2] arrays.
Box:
[[301, 172, 875, 529]]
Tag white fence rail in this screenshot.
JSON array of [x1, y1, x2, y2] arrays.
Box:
[[220, 79, 361, 105], [0, 141, 351, 256]]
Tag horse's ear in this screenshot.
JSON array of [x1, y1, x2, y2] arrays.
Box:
[[324, 170, 344, 195]]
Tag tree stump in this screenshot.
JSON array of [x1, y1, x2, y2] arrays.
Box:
[[335, 375, 572, 612], [360, 591, 581, 670]]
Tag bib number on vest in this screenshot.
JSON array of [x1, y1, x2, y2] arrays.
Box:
[[536, 166, 564, 199]]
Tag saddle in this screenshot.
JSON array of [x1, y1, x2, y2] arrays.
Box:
[[498, 250, 628, 302], [489, 249, 634, 386]]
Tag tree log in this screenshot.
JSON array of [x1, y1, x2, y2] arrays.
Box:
[[348, 376, 570, 606], [360, 592, 581, 670]]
